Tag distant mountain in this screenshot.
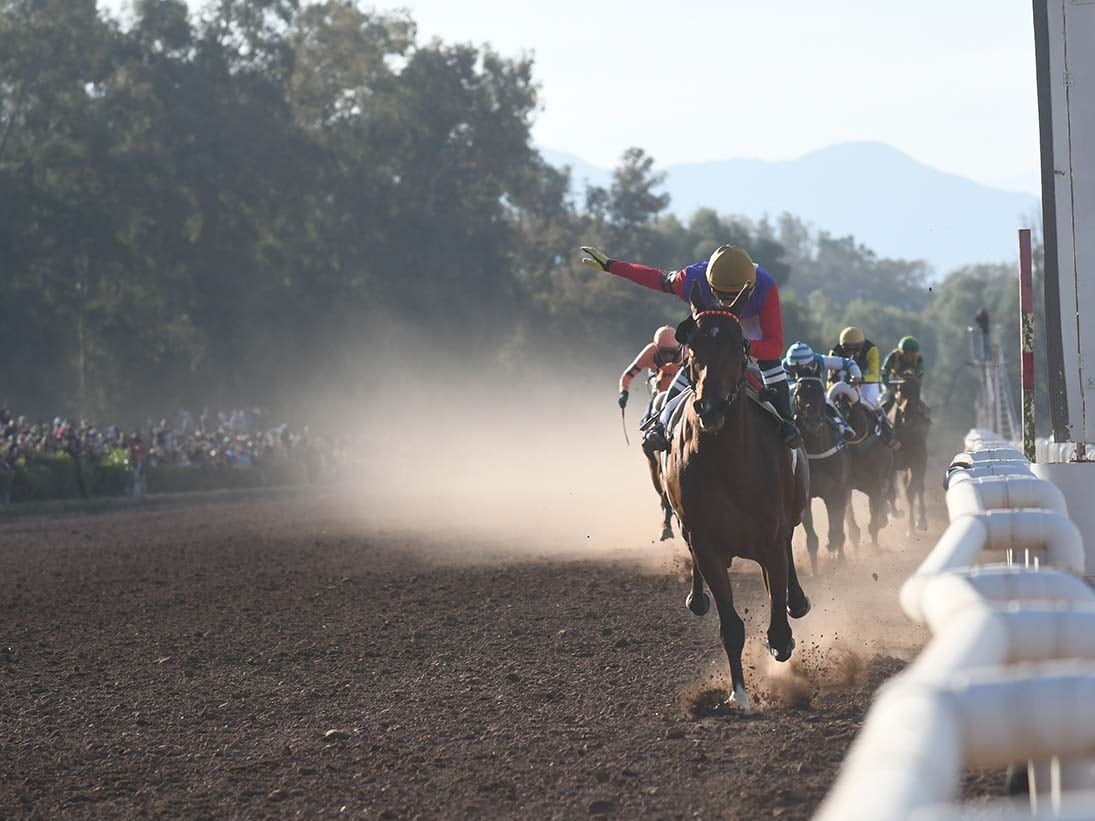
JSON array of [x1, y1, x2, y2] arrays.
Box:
[[540, 142, 1040, 276]]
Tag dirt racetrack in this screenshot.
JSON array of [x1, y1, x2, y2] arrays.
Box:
[[0, 480, 961, 821]]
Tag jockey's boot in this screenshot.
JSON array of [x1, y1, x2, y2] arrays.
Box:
[[770, 380, 802, 449], [641, 422, 670, 455]]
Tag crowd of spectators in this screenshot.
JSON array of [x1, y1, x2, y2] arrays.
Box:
[[0, 406, 345, 500]]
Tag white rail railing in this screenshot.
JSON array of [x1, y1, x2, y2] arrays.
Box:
[[814, 429, 1095, 821]]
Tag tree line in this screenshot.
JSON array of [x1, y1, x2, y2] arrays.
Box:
[[1, 0, 1039, 440]]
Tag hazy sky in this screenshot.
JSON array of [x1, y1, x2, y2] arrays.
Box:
[[102, 0, 1043, 194]]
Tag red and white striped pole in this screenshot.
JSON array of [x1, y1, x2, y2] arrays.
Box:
[[1019, 228, 1035, 461]]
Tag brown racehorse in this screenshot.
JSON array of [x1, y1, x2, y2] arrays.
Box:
[[664, 287, 811, 713], [888, 371, 930, 534]]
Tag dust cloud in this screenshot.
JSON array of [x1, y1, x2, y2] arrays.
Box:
[[328, 359, 676, 565]]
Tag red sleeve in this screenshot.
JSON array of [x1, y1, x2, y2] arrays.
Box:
[[607, 261, 682, 297], [750, 284, 784, 361], [620, 344, 657, 392]]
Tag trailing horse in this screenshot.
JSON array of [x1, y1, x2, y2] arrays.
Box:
[[793, 377, 851, 573], [888, 372, 930, 535], [831, 389, 893, 547], [664, 286, 811, 712]]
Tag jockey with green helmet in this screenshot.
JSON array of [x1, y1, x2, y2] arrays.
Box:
[[880, 336, 926, 412], [580, 243, 801, 450]]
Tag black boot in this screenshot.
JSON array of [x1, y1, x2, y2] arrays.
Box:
[[769, 380, 802, 449]]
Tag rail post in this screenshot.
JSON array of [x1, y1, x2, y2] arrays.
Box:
[[1020, 228, 1036, 462]]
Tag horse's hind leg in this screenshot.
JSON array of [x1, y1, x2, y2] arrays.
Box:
[[785, 538, 811, 619], [685, 552, 709, 616], [802, 500, 819, 576], [694, 551, 750, 712]]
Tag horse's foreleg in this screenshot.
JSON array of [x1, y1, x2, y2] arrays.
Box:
[[660, 494, 674, 541], [763, 543, 795, 663], [694, 551, 750, 712], [785, 538, 811, 618], [825, 490, 848, 564], [647, 453, 674, 541], [685, 551, 709, 616], [869, 490, 887, 547], [845, 499, 861, 546], [802, 500, 819, 576], [915, 465, 929, 532]]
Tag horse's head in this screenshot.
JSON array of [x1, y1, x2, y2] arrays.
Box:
[[894, 370, 922, 406], [793, 377, 828, 434], [684, 284, 749, 433]]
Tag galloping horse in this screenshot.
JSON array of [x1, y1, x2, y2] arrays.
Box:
[[793, 377, 851, 573], [831, 388, 892, 546], [664, 286, 811, 712], [888, 371, 930, 534]]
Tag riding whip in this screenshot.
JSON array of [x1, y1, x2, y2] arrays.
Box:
[[621, 408, 630, 446]]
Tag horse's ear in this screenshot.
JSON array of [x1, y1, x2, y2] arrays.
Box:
[[688, 281, 705, 316], [675, 315, 696, 345]]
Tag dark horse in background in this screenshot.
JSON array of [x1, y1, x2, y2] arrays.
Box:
[[831, 386, 892, 547], [793, 377, 851, 574], [888, 371, 931, 535], [664, 286, 811, 713]]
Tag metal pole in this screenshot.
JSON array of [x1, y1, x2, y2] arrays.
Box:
[[1020, 228, 1036, 461]]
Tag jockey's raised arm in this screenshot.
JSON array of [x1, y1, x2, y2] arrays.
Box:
[[581, 243, 799, 449]]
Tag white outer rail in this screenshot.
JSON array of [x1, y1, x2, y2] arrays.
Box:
[[814, 430, 1095, 821]]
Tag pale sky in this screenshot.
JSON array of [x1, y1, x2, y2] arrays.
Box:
[[102, 0, 1043, 194]]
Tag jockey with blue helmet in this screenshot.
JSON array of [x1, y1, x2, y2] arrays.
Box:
[[783, 342, 860, 440]]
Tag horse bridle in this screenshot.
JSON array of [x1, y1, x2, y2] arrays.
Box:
[[690, 310, 750, 412]]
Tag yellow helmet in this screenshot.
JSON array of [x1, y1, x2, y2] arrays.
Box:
[[706, 245, 756, 302], [839, 326, 865, 345]]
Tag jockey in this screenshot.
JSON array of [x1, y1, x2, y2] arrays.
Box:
[[881, 336, 926, 412], [580, 243, 801, 450], [618, 325, 685, 424], [828, 326, 898, 447], [782, 342, 859, 440]]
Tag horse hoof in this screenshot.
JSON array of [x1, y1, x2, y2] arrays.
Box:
[[660, 525, 673, 541], [686, 591, 710, 617], [769, 636, 795, 663], [917, 520, 929, 532], [788, 594, 811, 620], [727, 684, 753, 714]]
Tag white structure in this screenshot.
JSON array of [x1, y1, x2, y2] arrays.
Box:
[[814, 430, 1095, 821], [1036, 0, 1095, 450]]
